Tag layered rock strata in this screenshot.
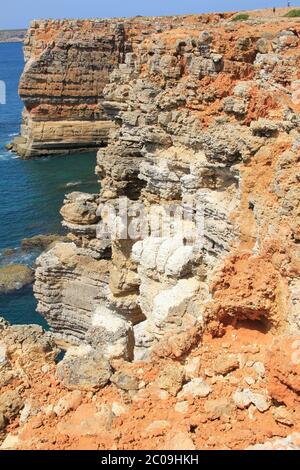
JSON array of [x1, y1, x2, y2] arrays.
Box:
[[5, 7, 300, 450], [1, 317, 300, 450]]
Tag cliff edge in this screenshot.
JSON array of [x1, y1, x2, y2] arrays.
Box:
[[2, 7, 300, 450]]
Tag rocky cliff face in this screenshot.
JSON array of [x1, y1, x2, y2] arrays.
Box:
[[33, 11, 300, 356], [13, 19, 124, 157], [14, 15, 226, 158], [7, 8, 300, 449]]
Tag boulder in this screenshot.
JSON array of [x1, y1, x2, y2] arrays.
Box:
[[60, 192, 99, 225], [85, 306, 134, 361], [204, 398, 235, 420], [0, 264, 34, 293], [178, 378, 212, 398], [155, 363, 184, 396], [21, 234, 69, 251], [56, 346, 111, 391], [111, 370, 139, 391], [213, 354, 239, 376], [0, 390, 24, 422]]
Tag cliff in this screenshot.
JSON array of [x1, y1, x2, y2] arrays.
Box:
[[2, 8, 300, 450], [13, 15, 229, 158]]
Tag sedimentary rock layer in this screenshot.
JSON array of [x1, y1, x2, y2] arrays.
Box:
[[32, 11, 300, 361], [15, 15, 230, 157], [3, 7, 300, 451]]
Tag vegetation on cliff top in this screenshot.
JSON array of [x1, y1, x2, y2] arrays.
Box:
[[284, 9, 300, 17], [231, 13, 250, 22]]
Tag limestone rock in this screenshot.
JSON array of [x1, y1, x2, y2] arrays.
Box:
[[232, 390, 252, 409], [85, 306, 134, 361], [252, 361, 265, 378], [247, 433, 300, 451], [0, 264, 34, 293], [0, 323, 58, 366], [272, 406, 294, 427], [184, 356, 201, 380], [15, 12, 300, 423], [34, 242, 112, 343], [0, 390, 24, 422], [57, 403, 113, 437], [21, 234, 69, 251], [0, 434, 20, 450], [174, 401, 189, 413], [232, 388, 270, 412], [60, 192, 100, 225], [56, 347, 111, 391], [53, 391, 83, 417], [178, 378, 212, 398]]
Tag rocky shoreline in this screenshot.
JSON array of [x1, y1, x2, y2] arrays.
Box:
[[1, 6, 300, 449]]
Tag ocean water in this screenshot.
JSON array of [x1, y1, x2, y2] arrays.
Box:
[[0, 42, 99, 326]]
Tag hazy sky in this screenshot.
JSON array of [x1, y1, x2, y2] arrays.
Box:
[[1, 0, 300, 29]]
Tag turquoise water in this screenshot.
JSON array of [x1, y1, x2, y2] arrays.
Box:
[[0, 42, 99, 326]]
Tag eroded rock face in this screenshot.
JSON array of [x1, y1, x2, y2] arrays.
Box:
[[34, 242, 111, 343], [31, 10, 300, 366], [14, 16, 211, 159], [14, 19, 125, 158], [1, 315, 300, 450]]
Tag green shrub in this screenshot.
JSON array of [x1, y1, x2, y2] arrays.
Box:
[[231, 13, 250, 22], [284, 9, 300, 17]]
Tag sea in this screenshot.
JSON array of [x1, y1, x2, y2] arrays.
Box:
[[0, 42, 99, 327]]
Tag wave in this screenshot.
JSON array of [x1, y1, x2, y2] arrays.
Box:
[[8, 132, 18, 137], [0, 248, 39, 268], [64, 180, 83, 188]]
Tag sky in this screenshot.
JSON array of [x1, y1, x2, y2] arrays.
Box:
[[1, 0, 300, 30]]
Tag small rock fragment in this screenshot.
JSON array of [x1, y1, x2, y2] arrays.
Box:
[[175, 401, 189, 413], [156, 363, 184, 396], [178, 378, 212, 398], [252, 361, 265, 378], [164, 431, 196, 450], [111, 371, 139, 391], [53, 391, 82, 417], [204, 398, 235, 420], [232, 390, 252, 409], [214, 354, 239, 376], [272, 407, 294, 427], [56, 347, 111, 391], [184, 356, 201, 379]]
